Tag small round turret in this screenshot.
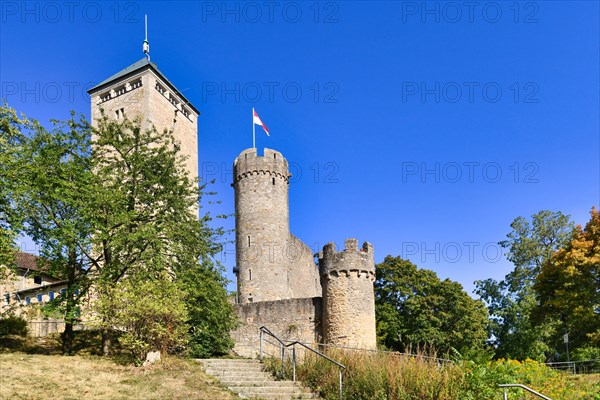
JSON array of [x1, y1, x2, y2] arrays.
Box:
[[319, 238, 376, 350]]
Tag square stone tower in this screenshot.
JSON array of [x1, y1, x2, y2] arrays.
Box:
[[87, 58, 199, 182]]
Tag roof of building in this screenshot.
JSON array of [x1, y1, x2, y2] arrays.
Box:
[[12, 252, 59, 280], [15, 252, 43, 271], [87, 58, 199, 115]]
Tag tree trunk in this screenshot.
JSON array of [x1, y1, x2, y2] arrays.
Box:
[[62, 247, 77, 356], [102, 329, 111, 356], [62, 322, 74, 355]]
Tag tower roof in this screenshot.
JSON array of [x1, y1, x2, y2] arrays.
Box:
[[87, 58, 199, 114]]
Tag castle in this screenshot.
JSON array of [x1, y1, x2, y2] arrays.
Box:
[[88, 57, 377, 355], [231, 148, 376, 354]]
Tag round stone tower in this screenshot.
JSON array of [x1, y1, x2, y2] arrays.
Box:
[[318, 238, 376, 350], [233, 148, 320, 304]]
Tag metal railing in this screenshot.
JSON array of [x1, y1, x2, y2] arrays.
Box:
[[499, 384, 552, 400], [545, 359, 600, 374], [259, 326, 347, 400]]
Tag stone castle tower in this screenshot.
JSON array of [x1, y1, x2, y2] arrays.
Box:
[[232, 147, 377, 353], [233, 148, 321, 303], [87, 58, 199, 181], [319, 239, 377, 350]]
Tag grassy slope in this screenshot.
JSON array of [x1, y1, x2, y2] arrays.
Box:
[[0, 352, 238, 400], [0, 335, 238, 400]]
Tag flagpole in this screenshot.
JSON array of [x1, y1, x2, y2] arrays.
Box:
[[252, 107, 256, 149]]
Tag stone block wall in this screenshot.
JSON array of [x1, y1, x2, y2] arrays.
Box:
[[230, 297, 322, 358], [89, 67, 199, 185]]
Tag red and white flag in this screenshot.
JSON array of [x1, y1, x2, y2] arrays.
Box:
[[253, 109, 270, 136]]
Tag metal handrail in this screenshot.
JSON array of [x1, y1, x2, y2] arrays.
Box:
[[259, 326, 287, 380], [499, 384, 552, 400], [259, 326, 346, 400], [545, 359, 600, 374]]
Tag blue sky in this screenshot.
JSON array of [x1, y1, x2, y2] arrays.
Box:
[[1, 1, 598, 295]]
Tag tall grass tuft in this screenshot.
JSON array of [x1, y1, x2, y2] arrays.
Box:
[[267, 347, 464, 400], [263, 347, 600, 400]]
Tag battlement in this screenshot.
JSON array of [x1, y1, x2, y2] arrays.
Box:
[[318, 238, 375, 280], [233, 148, 290, 183]]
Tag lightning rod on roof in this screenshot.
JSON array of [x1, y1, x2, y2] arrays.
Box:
[[143, 14, 150, 61]]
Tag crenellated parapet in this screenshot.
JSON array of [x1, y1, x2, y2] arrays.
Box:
[[233, 148, 290, 185], [319, 239, 375, 281]]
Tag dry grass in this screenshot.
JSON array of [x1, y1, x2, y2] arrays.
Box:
[[0, 336, 238, 400], [264, 348, 600, 400], [293, 349, 464, 400]]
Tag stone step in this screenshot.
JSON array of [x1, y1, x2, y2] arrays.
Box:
[[205, 370, 275, 378], [229, 386, 309, 394], [219, 377, 275, 384], [204, 365, 264, 371], [202, 362, 262, 368], [203, 359, 261, 362], [211, 376, 277, 383], [237, 394, 317, 400], [205, 365, 265, 372], [223, 380, 300, 387], [197, 358, 319, 400], [198, 358, 259, 363], [203, 361, 260, 367], [229, 387, 315, 399], [205, 365, 264, 370]]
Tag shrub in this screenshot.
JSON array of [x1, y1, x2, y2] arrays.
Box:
[[93, 276, 189, 365], [572, 346, 600, 361], [460, 358, 588, 400], [0, 316, 28, 337]]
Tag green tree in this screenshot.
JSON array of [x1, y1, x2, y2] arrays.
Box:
[[375, 255, 488, 354], [89, 113, 234, 357], [500, 211, 573, 291], [534, 207, 600, 353], [1, 104, 235, 359], [0, 104, 23, 281], [178, 260, 237, 358], [0, 104, 94, 353], [475, 210, 574, 360], [474, 278, 553, 360]]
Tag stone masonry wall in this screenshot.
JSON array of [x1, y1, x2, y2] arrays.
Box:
[[89, 68, 199, 185], [230, 297, 322, 358], [287, 234, 321, 299]]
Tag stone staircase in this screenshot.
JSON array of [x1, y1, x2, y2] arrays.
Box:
[[197, 358, 318, 400]]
